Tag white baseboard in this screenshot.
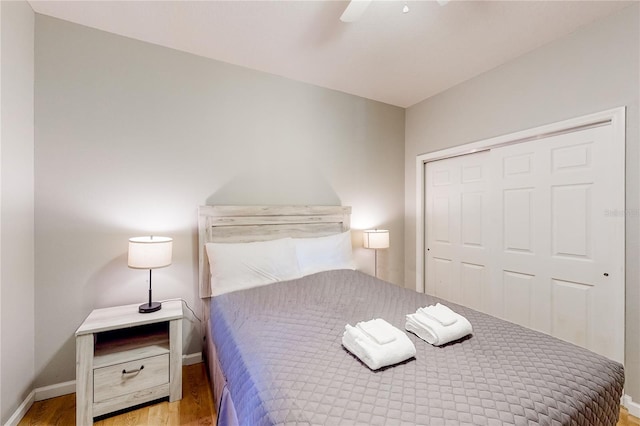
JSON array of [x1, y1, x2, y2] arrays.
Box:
[[6, 352, 203, 424], [623, 394, 640, 418], [183, 351, 203, 365], [35, 380, 76, 402], [4, 390, 35, 426]]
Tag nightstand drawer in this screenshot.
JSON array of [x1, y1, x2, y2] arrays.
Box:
[[93, 353, 169, 403]]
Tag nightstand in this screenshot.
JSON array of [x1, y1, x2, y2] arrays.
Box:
[[75, 301, 183, 425]]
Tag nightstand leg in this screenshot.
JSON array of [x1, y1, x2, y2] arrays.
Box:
[[76, 333, 94, 425], [169, 318, 183, 401]]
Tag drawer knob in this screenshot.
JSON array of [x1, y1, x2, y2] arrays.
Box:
[[122, 365, 144, 375]]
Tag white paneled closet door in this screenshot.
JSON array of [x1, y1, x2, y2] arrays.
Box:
[[424, 124, 624, 363], [425, 151, 493, 313]]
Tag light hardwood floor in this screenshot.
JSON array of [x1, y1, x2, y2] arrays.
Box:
[[620, 407, 640, 426], [16, 361, 640, 425], [18, 363, 216, 426]]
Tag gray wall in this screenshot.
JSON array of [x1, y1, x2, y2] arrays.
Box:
[[405, 4, 639, 399], [34, 15, 405, 388], [1, 1, 35, 423]]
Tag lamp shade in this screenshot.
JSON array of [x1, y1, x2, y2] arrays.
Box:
[[363, 229, 390, 249], [128, 236, 173, 269]]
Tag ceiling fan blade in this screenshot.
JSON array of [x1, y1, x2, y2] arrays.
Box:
[[340, 0, 372, 23]]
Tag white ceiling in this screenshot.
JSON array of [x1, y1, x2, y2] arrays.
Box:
[[28, 0, 631, 108]]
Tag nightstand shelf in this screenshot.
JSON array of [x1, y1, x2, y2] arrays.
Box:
[[94, 324, 169, 367], [75, 301, 183, 425]]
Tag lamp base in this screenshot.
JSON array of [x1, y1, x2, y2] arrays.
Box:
[[139, 301, 162, 313]]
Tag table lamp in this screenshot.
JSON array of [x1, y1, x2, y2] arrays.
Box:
[[363, 229, 389, 278], [128, 236, 172, 313]]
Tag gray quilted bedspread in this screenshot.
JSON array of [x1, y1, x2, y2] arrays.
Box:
[[210, 270, 624, 426]]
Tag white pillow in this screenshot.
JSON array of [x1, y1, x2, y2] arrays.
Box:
[[294, 230, 356, 276], [206, 238, 302, 296]]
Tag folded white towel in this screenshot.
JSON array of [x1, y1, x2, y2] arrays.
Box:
[[405, 305, 472, 346], [342, 319, 416, 370], [356, 318, 397, 345], [418, 303, 458, 326]]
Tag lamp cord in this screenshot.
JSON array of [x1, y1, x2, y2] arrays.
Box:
[[160, 298, 202, 323]]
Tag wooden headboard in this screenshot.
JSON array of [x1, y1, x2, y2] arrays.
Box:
[[198, 205, 352, 298]]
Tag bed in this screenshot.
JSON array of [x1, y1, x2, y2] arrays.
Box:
[[198, 205, 625, 426]]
